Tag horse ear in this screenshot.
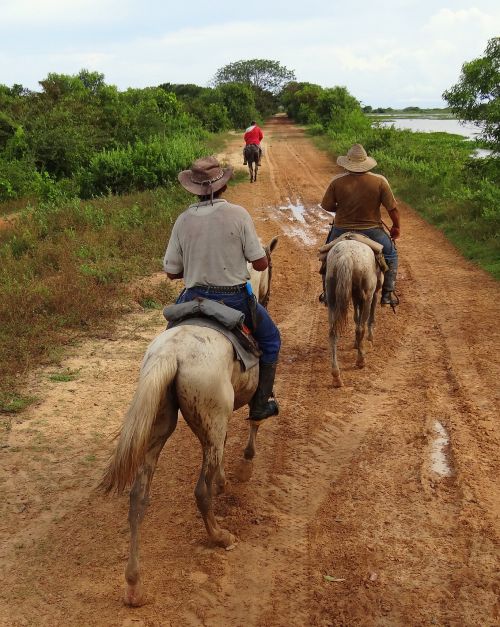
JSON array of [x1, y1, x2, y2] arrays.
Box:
[[268, 236, 278, 253]]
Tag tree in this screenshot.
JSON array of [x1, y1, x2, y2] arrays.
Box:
[[212, 59, 295, 95], [443, 37, 500, 148]]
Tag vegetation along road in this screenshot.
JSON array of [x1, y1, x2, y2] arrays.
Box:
[[0, 116, 499, 626]]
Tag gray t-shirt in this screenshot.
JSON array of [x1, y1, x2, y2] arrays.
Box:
[[163, 199, 265, 288]]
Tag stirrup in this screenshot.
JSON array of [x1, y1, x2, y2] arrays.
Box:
[[319, 292, 327, 305], [381, 290, 399, 312], [247, 398, 279, 422]]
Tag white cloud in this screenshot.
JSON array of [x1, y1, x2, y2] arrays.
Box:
[[0, 0, 125, 24], [1, 4, 500, 108]]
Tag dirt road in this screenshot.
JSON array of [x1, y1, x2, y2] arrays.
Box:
[[1, 117, 499, 626]]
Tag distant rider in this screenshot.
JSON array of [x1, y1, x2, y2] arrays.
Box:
[[320, 143, 400, 306], [163, 156, 280, 421], [243, 121, 264, 166]]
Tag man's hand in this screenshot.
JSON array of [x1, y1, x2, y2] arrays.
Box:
[[251, 256, 268, 271], [390, 225, 400, 240], [388, 207, 400, 240]]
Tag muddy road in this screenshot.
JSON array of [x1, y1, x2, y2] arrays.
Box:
[[1, 117, 498, 626]]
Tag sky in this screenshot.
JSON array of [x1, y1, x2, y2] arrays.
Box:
[[0, 0, 499, 108]]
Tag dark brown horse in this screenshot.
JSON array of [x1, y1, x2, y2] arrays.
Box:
[[244, 144, 260, 183]]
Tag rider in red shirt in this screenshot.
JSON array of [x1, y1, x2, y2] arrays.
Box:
[[243, 121, 263, 165]]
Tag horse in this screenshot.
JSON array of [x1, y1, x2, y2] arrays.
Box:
[[100, 236, 278, 607], [324, 239, 382, 388], [244, 143, 260, 183]]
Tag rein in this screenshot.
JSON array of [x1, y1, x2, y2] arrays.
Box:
[[260, 246, 273, 309]]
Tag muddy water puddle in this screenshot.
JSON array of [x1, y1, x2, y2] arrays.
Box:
[[272, 197, 329, 246], [431, 421, 452, 477]]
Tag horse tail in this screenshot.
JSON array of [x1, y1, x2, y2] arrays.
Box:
[[326, 252, 353, 337], [100, 350, 178, 494]]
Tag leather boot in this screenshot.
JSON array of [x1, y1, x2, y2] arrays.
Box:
[[249, 362, 279, 421], [381, 267, 398, 306]]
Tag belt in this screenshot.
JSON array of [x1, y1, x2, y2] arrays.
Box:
[[192, 283, 246, 294]]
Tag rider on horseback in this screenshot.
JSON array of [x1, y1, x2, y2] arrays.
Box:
[[320, 144, 400, 307], [243, 121, 263, 166], [163, 156, 280, 421]]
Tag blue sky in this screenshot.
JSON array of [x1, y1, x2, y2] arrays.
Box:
[[1, 0, 499, 107]]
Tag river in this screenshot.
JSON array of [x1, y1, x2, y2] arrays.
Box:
[[374, 117, 493, 157]]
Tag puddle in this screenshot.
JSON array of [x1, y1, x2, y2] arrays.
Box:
[[279, 197, 306, 223], [431, 421, 452, 477], [274, 197, 318, 245]]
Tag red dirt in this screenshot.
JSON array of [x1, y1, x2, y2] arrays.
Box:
[[1, 117, 498, 626]]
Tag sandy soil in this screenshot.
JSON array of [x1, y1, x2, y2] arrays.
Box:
[[1, 117, 499, 627]]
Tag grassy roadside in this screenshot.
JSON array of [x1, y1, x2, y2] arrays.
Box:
[[311, 127, 500, 279], [0, 129, 243, 413], [0, 185, 191, 411]]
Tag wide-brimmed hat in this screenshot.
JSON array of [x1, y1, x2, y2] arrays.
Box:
[[178, 156, 233, 195], [337, 144, 377, 173]]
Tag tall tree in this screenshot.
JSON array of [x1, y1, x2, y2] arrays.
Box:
[[212, 59, 295, 95], [443, 37, 500, 148]]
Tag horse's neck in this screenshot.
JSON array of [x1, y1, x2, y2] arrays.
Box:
[[248, 264, 268, 303]]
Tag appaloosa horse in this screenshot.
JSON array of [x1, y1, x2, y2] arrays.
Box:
[[244, 143, 260, 183], [324, 239, 382, 387], [101, 237, 278, 607]]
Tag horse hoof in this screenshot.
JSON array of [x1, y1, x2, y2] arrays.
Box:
[[236, 458, 254, 482], [124, 583, 146, 607], [356, 359, 365, 369], [215, 529, 236, 548], [332, 375, 343, 388], [214, 478, 230, 495]]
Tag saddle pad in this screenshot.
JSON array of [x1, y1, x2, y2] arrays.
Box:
[[164, 298, 244, 329], [318, 232, 384, 260], [170, 317, 259, 372]]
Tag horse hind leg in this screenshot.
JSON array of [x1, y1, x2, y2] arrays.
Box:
[[194, 417, 235, 548], [355, 295, 372, 368], [367, 291, 378, 343], [124, 402, 178, 607], [327, 310, 343, 387]]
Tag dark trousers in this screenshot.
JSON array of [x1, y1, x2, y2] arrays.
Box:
[[177, 287, 280, 363]]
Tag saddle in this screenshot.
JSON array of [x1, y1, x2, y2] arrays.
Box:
[[163, 298, 260, 371], [318, 232, 388, 273]]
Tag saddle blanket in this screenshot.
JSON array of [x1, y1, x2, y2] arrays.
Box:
[[164, 299, 260, 371], [318, 232, 388, 273]]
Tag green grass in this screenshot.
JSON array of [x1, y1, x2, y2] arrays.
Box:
[[48, 368, 80, 382], [0, 393, 37, 414], [0, 184, 193, 399]]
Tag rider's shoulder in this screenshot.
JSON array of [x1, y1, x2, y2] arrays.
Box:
[[366, 171, 389, 184], [219, 199, 248, 215], [331, 171, 350, 183]]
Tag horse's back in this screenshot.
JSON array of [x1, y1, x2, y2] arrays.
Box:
[[147, 325, 256, 414], [328, 239, 376, 266]]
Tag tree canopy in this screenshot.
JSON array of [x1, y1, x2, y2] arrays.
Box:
[[443, 37, 500, 148], [212, 59, 295, 95]]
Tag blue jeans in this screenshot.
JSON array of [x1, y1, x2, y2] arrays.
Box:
[[326, 226, 398, 291], [176, 287, 281, 364]]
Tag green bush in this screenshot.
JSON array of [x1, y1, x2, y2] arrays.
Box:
[[79, 133, 206, 197]]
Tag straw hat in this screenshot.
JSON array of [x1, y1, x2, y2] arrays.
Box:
[[178, 156, 233, 195], [336, 144, 377, 173]]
